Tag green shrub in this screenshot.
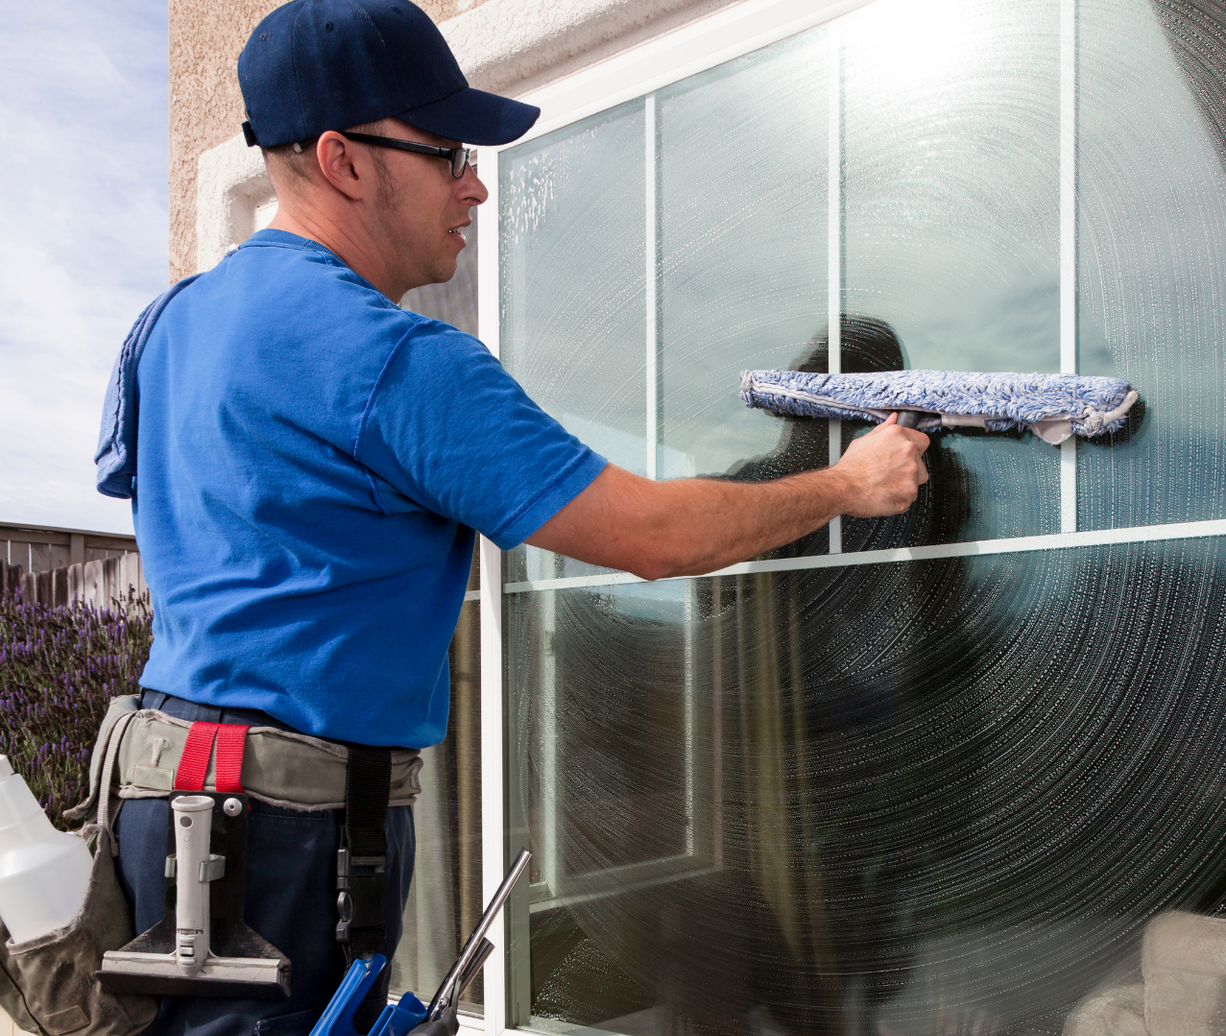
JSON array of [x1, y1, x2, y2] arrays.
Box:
[[0, 589, 152, 829]]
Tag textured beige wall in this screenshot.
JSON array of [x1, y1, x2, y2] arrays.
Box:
[[168, 0, 483, 284]]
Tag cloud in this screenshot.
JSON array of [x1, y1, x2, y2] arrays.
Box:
[[0, 2, 168, 535]]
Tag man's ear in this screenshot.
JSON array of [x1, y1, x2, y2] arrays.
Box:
[[315, 131, 367, 201]]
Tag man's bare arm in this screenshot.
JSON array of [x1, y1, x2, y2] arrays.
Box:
[[528, 414, 930, 581]]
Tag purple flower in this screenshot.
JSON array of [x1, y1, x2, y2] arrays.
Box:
[[0, 588, 151, 829]]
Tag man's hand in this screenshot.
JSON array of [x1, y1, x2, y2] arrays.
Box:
[[529, 414, 931, 581], [833, 413, 929, 517]]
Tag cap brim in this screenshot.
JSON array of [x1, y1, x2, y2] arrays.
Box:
[[396, 86, 540, 147]]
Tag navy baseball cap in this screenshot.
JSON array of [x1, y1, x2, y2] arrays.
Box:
[[238, 0, 539, 148]]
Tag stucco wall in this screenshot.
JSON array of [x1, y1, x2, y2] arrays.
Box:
[[173, 0, 745, 282], [168, 0, 486, 283]]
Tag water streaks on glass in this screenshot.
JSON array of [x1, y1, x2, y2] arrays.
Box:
[[656, 30, 830, 483], [497, 0, 1226, 1032], [504, 541, 1226, 1035], [501, 103, 648, 586], [1075, 0, 1226, 530]]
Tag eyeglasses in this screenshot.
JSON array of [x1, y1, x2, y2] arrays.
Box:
[[338, 131, 475, 178]]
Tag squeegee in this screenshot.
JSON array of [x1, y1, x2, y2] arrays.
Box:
[[98, 792, 291, 998], [740, 368, 1139, 444], [310, 848, 532, 1036]]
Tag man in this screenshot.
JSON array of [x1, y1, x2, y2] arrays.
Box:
[[100, 2, 929, 1035]]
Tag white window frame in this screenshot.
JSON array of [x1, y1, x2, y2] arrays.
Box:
[[476, 0, 1226, 1033]]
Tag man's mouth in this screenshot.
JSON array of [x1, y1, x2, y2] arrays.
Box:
[[448, 226, 468, 243]]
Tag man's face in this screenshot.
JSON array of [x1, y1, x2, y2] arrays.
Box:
[[366, 117, 488, 292]]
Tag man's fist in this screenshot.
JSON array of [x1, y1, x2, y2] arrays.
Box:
[[835, 413, 930, 517]]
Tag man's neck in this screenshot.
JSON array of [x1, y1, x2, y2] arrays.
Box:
[[267, 206, 404, 300]]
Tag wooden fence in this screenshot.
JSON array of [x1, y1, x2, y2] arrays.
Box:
[[0, 523, 145, 611], [1, 520, 136, 575], [0, 553, 146, 611]]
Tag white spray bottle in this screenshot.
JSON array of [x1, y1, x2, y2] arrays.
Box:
[[0, 754, 92, 942]]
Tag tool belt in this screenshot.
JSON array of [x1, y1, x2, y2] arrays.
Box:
[[77, 696, 421, 965], [70, 704, 422, 817], [2, 691, 422, 1034]]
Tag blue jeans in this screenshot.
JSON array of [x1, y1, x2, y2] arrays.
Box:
[[115, 692, 416, 1036]]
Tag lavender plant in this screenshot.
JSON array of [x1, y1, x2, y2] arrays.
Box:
[[0, 589, 152, 829]]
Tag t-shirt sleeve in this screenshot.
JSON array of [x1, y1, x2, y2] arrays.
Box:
[[356, 320, 608, 549]]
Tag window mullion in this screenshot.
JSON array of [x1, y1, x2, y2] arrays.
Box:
[[828, 22, 844, 553], [1060, 0, 1078, 533], [645, 93, 664, 481], [477, 147, 512, 1036]]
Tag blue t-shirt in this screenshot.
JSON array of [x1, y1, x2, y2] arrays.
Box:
[[133, 229, 605, 747]]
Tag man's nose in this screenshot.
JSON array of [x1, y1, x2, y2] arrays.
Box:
[[460, 163, 489, 205]]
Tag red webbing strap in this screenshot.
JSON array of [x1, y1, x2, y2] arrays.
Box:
[[214, 724, 250, 793], [174, 722, 219, 791], [173, 721, 249, 793]]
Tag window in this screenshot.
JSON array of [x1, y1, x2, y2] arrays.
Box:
[[480, 0, 1226, 1034]]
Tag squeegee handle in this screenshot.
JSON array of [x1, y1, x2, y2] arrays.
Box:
[[456, 939, 494, 999], [425, 849, 531, 1022], [172, 795, 216, 973], [894, 411, 921, 429]]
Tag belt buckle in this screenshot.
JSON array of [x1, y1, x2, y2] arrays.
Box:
[[336, 847, 387, 943]]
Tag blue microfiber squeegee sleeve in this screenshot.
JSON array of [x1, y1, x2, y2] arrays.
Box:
[[739, 369, 1139, 445]]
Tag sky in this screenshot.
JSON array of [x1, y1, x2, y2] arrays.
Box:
[[0, 2, 168, 536]]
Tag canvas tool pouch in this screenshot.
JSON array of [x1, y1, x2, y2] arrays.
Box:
[[0, 699, 158, 1036]]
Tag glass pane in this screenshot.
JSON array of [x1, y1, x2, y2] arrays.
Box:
[[391, 586, 482, 1011], [1075, 0, 1226, 529], [842, 0, 1062, 542], [501, 102, 647, 585], [657, 28, 829, 482], [508, 537, 1226, 1036], [509, 583, 700, 883], [498, 0, 1226, 1034], [506, 579, 711, 1026]]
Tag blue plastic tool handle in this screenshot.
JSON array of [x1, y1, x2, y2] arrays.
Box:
[[308, 955, 387, 1036], [307, 954, 429, 1036], [368, 992, 428, 1036]]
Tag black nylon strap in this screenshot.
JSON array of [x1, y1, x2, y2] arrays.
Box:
[[338, 746, 391, 962], [344, 747, 391, 857]]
